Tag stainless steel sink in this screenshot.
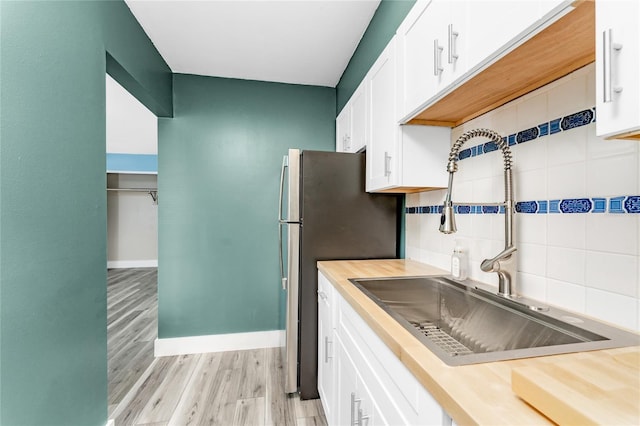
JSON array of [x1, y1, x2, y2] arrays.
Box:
[[349, 275, 640, 366]]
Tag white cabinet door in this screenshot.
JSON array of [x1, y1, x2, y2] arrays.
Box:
[[397, 0, 467, 120], [350, 81, 369, 153], [317, 274, 335, 424], [596, 0, 640, 139], [336, 106, 351, 152], [335, 335, 359, 426], [397, 0, 436, 120], [367, 38, 398, 192]]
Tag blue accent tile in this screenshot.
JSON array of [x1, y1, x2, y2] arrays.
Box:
[[459, 148, 472, 160], [457, 205, 471, 214], [471, 146, 478, 157], [516, 127, 540, 144], [476, 144, 484, 155], [537, 200, 548, 214], [502, 137, 508, 147], [437, 205, 443, 214], [560, 198, 592, 213], [610, 196, 625, 213], [407, 207, 416, 214], [482, 206, 499, 214], [549, 199, 561, 213], [483, 141, 498, 153], [538, 122, 549, 137], [550, 118, 562, 134], [508, 134, 516, 146], [499, 206, 505, 214], [624, 196, 640, 213], [474, 206, 481, 214], [591, 198, 606, 213], [516, 201, 538, 213], [561, 109, 594, 131]]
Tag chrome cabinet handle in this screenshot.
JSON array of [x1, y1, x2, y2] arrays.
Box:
[[358, 408, 369, 426], [350, 393, 362, 426], [448, 24, 459, 64], [603, 28, 623, 103], [384, 151, 391, 177], [433, 39, 444, 76], [345, 135, 351, 151], [324, 336, 332, 363]]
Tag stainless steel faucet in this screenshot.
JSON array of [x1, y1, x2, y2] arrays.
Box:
[[439, 128, 517, 297]]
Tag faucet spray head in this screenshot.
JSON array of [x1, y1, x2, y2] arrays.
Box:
[[439, 201, 457, 234]]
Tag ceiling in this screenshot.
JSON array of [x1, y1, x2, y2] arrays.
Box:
[[124, 0, 381, 88]]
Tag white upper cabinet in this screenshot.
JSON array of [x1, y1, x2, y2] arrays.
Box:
[[335, 104, 351, 152], [367, 38, 399, 191], [367, 37, 451, 193], [397, 0, 576, 124], [336, 80, 368, 153], [350, 81, 369, 153], [464, 0, 540, 70], [397, 0, 467, 121], [595, 0, 640, 140]]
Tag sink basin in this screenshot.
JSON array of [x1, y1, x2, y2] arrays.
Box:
[[349, 275, 640, 366]]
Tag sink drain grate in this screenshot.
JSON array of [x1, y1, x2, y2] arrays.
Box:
[[412, 321, 473, 356]]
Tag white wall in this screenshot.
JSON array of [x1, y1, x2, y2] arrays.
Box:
[[106, 75, 158, 268], [106, 74, 157, 155], [405, 63, 640, 332]]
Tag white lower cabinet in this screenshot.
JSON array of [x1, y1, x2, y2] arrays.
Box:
[[318, 272, 336, 424], [318, 271, 452, 426]]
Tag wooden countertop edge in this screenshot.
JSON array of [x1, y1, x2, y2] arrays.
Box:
[[316, 259, 640, 425]]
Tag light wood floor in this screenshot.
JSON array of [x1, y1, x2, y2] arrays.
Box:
[[108, 268, 326, 426], [108, 267, 158, 414]]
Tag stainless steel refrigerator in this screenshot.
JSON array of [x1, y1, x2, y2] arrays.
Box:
[[278, 149, 399, 399]]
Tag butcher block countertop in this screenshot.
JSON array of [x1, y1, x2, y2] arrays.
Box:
[[317, 259, 640, 426]]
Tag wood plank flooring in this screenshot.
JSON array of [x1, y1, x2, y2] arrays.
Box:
[[108, 268, 326, 425], [108, 268, 159, 415], [111, 347, 327, 425]]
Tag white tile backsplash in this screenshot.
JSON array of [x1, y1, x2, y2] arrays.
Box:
[[547, 278, 586, 313], [587, 153, 639, 197], [547, 246, 585, 285], [547, 162, 586, 198], [404, 63, 640, 331], [585, 251, 638, 298], [586, 214, 638, 256], [547, 214, 586, 250], [586, 288, 638, 331], [518, 272, 547, 301]]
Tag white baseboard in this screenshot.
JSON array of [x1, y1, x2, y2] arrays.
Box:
[[107, 259, 158, 269], [154, 330, 285, 357]]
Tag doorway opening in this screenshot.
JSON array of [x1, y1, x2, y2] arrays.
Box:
[[105, 73, 159, 416]]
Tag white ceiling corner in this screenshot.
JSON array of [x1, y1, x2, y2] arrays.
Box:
[[124, 0, 381, 87]]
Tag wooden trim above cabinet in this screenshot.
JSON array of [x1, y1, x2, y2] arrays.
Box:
[[408, 0, 595, 128]]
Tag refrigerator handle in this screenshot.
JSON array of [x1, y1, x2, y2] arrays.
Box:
[[278, 155, 289, 290], [278, 155, 289, 223]]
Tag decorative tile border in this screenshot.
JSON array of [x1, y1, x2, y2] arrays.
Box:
[[457, 107, 596, 161], [406, 196, 640, 215]]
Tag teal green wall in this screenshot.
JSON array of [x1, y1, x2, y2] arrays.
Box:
[[158, 75, 335, 337], [336, 0, 415, 113], [0, 1, 171, 424]]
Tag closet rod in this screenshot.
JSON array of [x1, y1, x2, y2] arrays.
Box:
[[107, 188, 158, 204], [106, 188, 157, 192]]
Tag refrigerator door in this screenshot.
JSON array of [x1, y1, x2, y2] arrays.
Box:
[[279, 149, 301, 394], [298, 151, 398, 399]]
